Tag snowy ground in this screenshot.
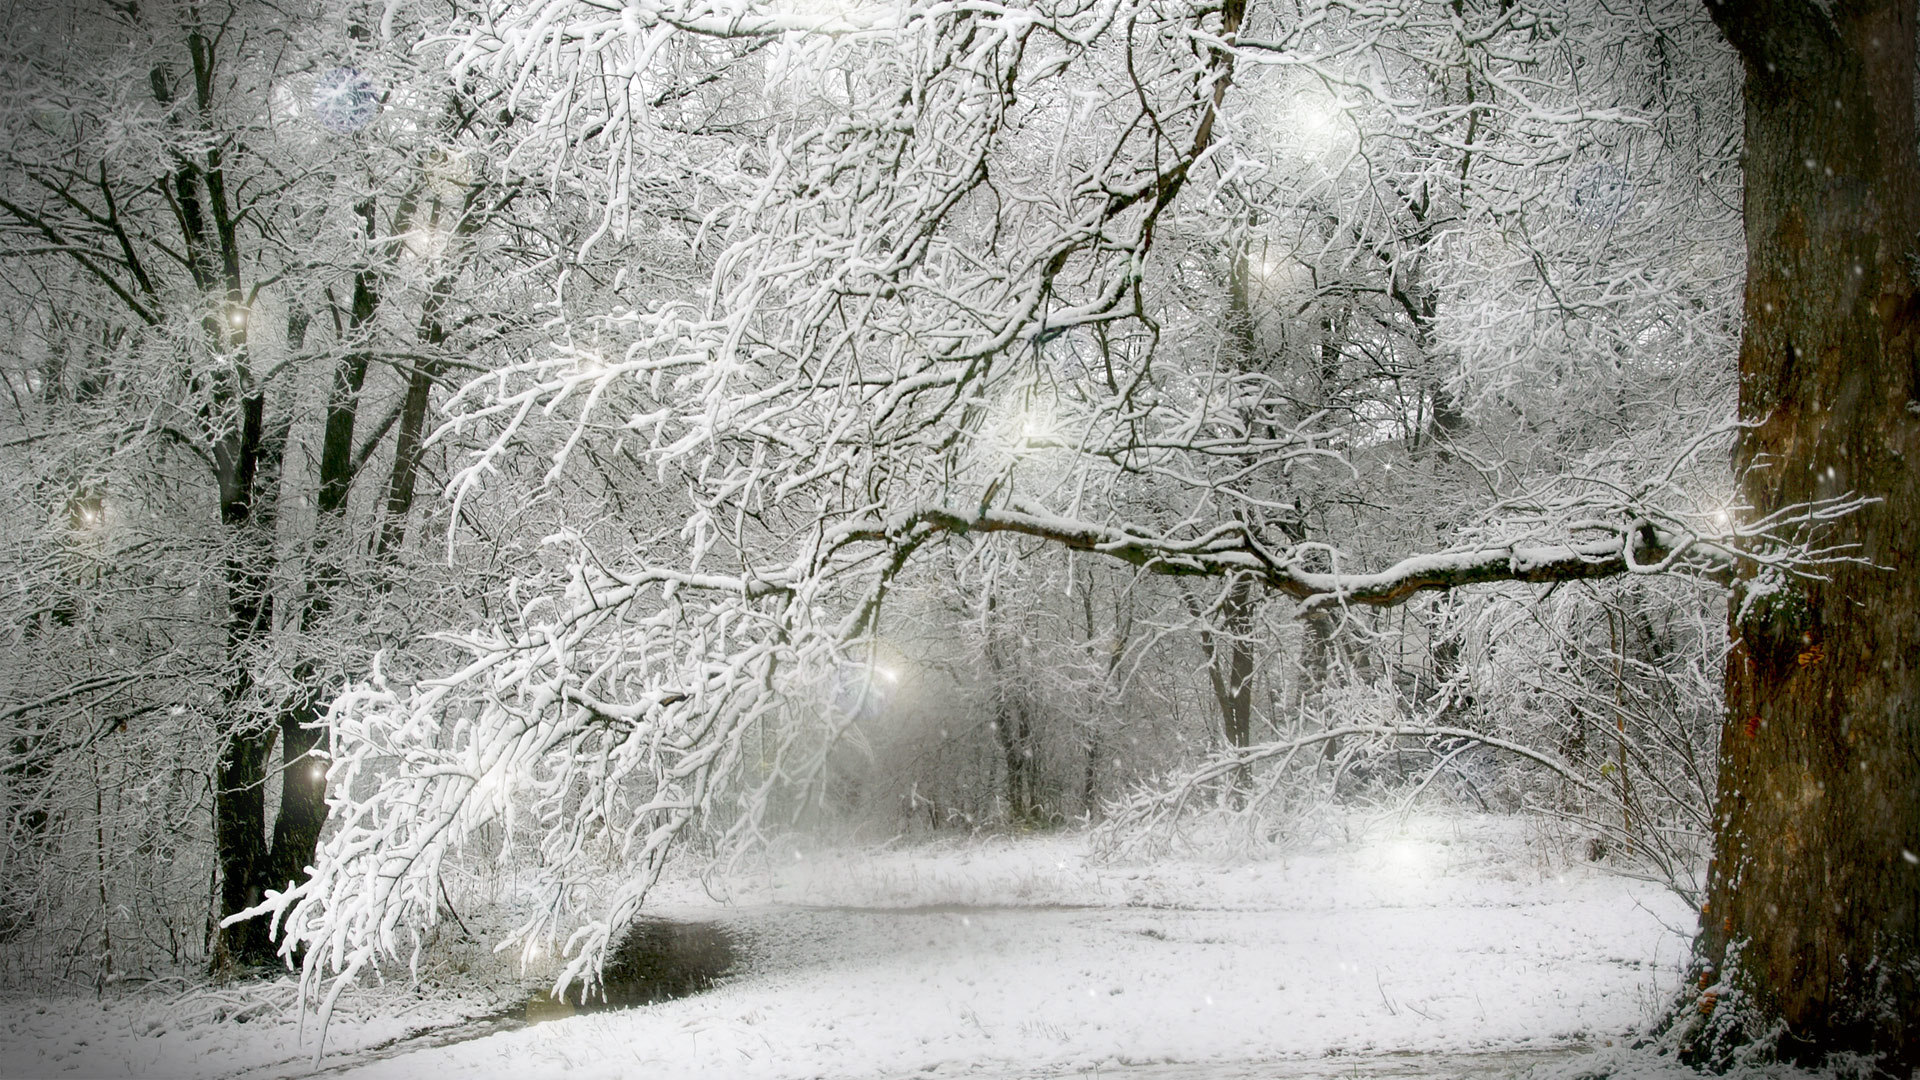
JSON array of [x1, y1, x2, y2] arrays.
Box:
[[0, 813, 1712, 1079]]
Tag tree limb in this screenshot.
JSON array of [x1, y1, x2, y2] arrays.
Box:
[[847, 499, 1734, 611]]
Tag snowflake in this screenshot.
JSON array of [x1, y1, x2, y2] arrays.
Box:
[[312, 68, 378, 132]]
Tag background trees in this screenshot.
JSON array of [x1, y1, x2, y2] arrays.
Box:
[[0, 0, 556, 973]]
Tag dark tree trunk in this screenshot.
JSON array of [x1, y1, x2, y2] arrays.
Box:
[[993, 701, 1036, 825], [1688, 0, 1920, 1067], [209, 305, 277, 971], [981, 592, 1039, 825], [1185, 575, 1258, 793], [157, 21, 291, 972], [212, 429, 276, 966], [1217, 577, 1255, 752], [213, 734, 272, 964], [376, 269, 450, 557], [263, 698, 328, 899], [258, 267, 377, 907]]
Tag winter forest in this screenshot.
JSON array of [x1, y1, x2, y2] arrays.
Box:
[[1, 0, 1917, 1076]]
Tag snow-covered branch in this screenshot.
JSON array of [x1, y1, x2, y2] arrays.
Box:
[[845, 497, 1780, 609]]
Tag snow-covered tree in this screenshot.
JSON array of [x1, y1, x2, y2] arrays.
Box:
[[0, 0, 570, 973]]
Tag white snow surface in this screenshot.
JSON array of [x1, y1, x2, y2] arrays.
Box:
[[1, 814, 1709, 1079]]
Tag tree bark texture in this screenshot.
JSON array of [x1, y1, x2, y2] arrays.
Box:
[[1696, 0, 1920, 1066]]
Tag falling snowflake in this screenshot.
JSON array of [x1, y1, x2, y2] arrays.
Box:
[[1568, 162, 1634, 227], [312, 68, 378, 132]]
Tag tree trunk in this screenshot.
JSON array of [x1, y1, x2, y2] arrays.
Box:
[[982, 591, 1039, 825], [1218, 577, 1256, 753], [993, 701, 1036, 826], [1184, 576, 1258, 793], [210, 320, 277, 971], [1690, 0, 1920, 1067], [256, 223, 383, 909]]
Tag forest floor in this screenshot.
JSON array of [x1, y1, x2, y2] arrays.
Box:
[[0, 812, 1829, 1079]]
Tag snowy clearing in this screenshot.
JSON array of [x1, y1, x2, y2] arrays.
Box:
[[0, 814, 1722, 1079]]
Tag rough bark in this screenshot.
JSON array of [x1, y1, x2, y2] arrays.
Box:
[[1687, 0, 1920, 1067]]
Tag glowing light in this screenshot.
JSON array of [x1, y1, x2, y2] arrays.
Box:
[[310, 765, 325, 780], [876, 665, 899, 684], [1711, 510, 1730, 529], [312, 68, 378, 132], [405, 225, 450, 262], [1371, 835, 1435, 884], [1384, 840, 1425, 872], [1285, 88, 1348, 153], [1011, 405, 1060, 450]]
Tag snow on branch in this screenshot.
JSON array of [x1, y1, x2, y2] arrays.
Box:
[[852, 498, 1746, 609]]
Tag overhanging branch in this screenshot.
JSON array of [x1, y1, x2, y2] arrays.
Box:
[[847, 499, 1735, 610]]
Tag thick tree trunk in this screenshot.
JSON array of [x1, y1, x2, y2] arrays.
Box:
[[210, 342, 278, 971], [263, 698, 328, 899], [1690, 0, 1920, 1067], [213, 724, 272, 965]]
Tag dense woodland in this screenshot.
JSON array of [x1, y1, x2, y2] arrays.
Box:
[[1, 0, 1915, 1071]]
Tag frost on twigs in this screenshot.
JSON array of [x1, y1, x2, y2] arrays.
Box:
[[1567, 162, 1636, 228]]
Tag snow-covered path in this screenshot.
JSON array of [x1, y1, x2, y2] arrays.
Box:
[[0, 817, 1697, 1079], [326, 819, 1693, 1080]]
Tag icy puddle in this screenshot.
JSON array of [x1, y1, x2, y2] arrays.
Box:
[[518, 916, 738, 1022]]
